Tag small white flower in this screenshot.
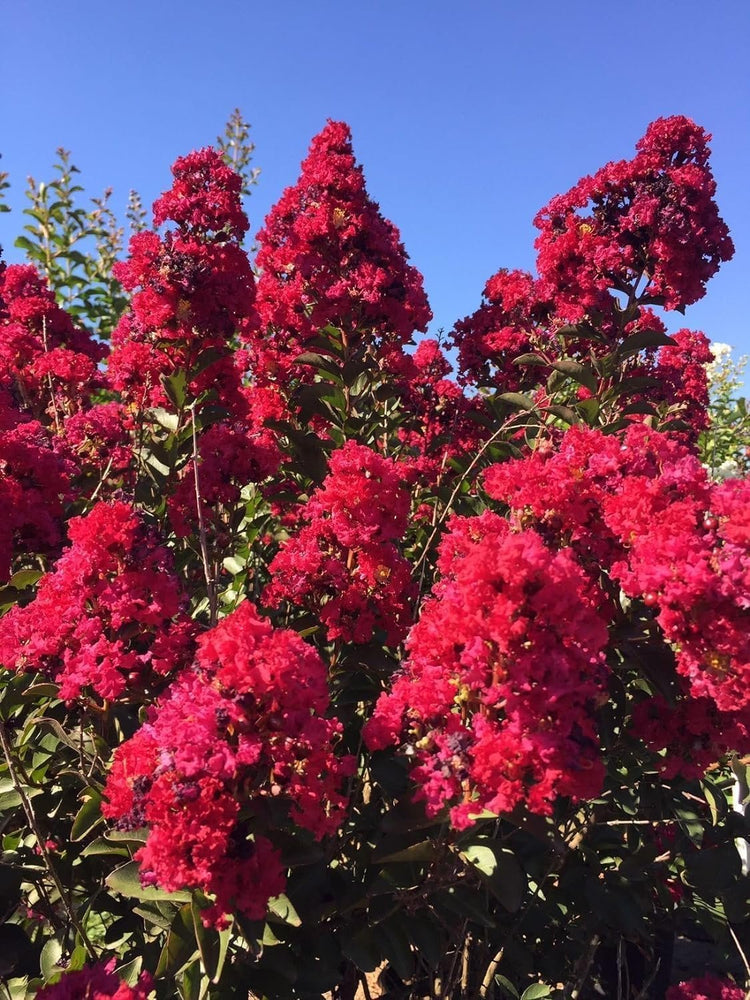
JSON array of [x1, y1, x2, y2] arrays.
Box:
[[717, 458, 741, 480], [709, 341, 733, 360]]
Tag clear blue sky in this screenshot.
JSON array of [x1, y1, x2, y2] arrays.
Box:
[[2, 0, 749, 374]]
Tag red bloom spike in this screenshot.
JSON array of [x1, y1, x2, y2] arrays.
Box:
[[533, 115, 734, 320], [253, 120, 431, 379]]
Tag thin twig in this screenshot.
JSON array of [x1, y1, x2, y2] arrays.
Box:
[[729, 922, 750, 987], [441, 919, 468, 999], [0, 722, 97, 960], [190, 402, 217, 625], [415, 413, 521, 578], [89, 455, 114, 504], [41, 317, 61, 434], [567, 934, 600, 999]]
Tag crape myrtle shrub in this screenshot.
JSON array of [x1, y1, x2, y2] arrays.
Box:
[[0, 116, 748, 1000]]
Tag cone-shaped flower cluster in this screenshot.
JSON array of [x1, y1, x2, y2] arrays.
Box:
[[103, 601, 353, 927], [253, 120, 431, 379], [107, 147, 256, 411]]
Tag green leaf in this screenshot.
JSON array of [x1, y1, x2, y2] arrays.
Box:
[[267, 893, 301, 927], [40, 938, 63, 981], [499, 392, 537, 412], [617, 329, 676, 358], [405, 912, 444, 971], [161, 370, 188, 410], [513, 353, 547, 367], [546, 404, 579, 424], [13, 235, 38, 254], [379, 915, 415, 981], [156, 904, 199, 978], [520, 985, 552, 999], [105, 827, 149, 843], [460, 843, 498, 877], [116, 957, 143, 987], [70, 792, 103, 841], [684, 844, 741, 894], [341, 927, 381, 973], [460, 842, 525, 912], [549, 359, 598, 393], [222, 555, 245, 576], [80, 837, 130, 858], [150, 407, 180, 432], [375, 840, 440, 863], [494, 974, 520, 998], [0, 787, 42, 811], [9, 570, 43, 590], [106, 860, 191, 903], [191, 898, 230, 983]]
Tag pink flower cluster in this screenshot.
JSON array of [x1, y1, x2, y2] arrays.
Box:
[[168, 415, 281, 541], [393, 339, 489, 485], [107, 148, 256, 411], [0, 263, 105, 424], [0, 501, 196, 700], [451, 268, 553, 390], [666, 976, 747, 1000], [253, 120, 431, 378], [35, 960, 153, 1000], [103, 601, 353, 926], [485, 423, 750, 773], [265, 441, 415, 644], [534, 115, 734, 320], [0, 393, 73, 582], [365, 511, 611, 828]]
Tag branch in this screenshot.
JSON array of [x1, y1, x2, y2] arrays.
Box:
[[0, 722, 97, 960]]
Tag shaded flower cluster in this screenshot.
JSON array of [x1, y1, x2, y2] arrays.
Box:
[[264, 441, 415, 644], [35, 960, 153, 1000], [451, 268, 553, 390], [393, 339, 489, 485], [666, 976, 746, 1000], [0, 393, 73, 582], [103, 601, 353, 927], [0, 501, 196, 700], [485, 423, 750, 761], [0, 263, 105, 424]]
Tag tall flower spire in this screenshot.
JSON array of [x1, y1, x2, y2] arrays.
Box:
[[253, 120, 431, 379]]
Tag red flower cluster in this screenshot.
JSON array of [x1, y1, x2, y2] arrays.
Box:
[[0, 501, 195, 700], [534, 116, 734, 320], [152, 147, 249, 238], [666, 976, 746, 1000], [394, 339, 489, 484], [0, 264, 105, 424], [485, 423, 750, 766], [0, 393, 73, 582], [103, 601, 353, 926], [168, 417, 281, 541], [35, 960, 153, 1000], [451, 269, 553, 390], [253, 120, 431, 378], [650, 327, 714, 439], [107, 148, 256, 410], [265, 441, 415, 644], [365, 511, 610, 828]]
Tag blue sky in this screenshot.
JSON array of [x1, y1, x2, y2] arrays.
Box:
[[2, 0, 749, 376]]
